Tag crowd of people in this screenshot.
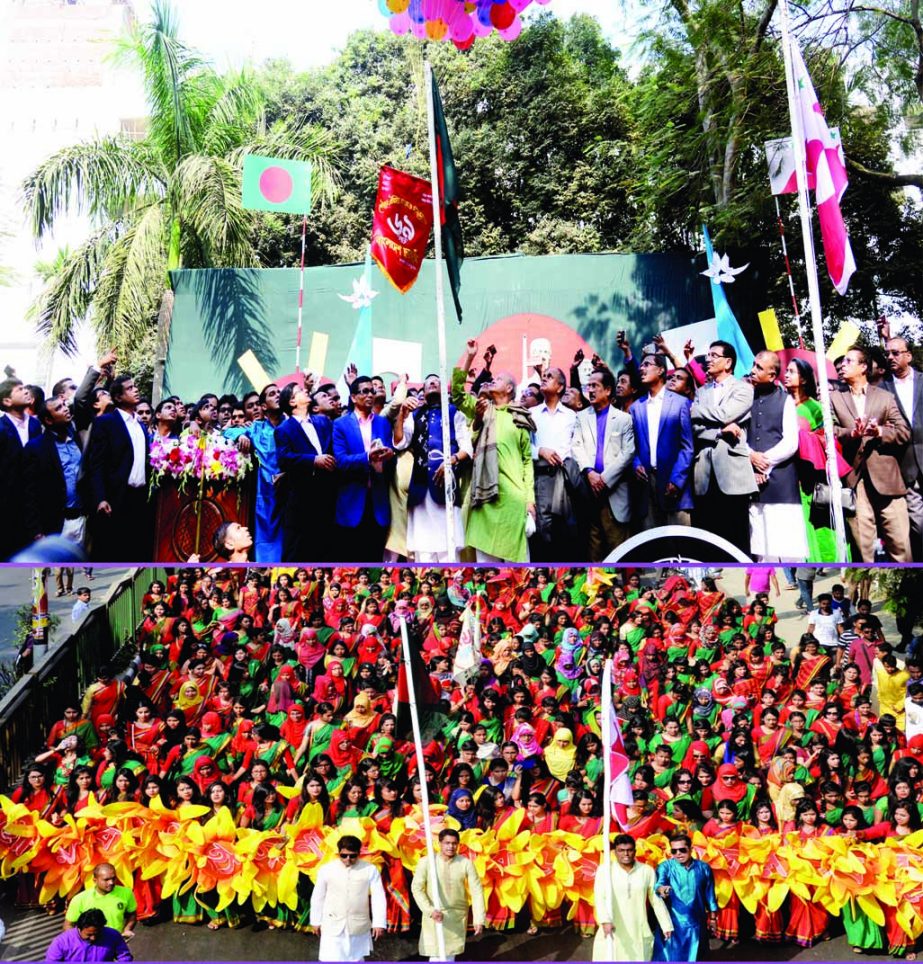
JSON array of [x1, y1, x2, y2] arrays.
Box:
[[6, 565, 923, 961], [4, 320, 922, 564]]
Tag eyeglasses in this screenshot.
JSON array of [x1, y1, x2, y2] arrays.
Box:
[[706, 351, 726, 359], [886, 349, 910, 355], [670, 846, 689, 853], [339, 853, 359, 860], [354, 387, 375, 395]]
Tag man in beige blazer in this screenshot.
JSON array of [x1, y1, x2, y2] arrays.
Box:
[[572, 368, 636, 560], [830, 346, 911, 562]]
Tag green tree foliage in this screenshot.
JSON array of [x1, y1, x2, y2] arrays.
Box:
[[22, 0, 337, 371], [256, 15, 636, 266]]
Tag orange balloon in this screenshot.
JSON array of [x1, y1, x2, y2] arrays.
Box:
[[387, 0, 409, 11], [464, 1, 476, 10], [426, 17, 448, 39]]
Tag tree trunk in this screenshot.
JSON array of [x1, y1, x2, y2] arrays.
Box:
[[152, 287, 174, 406]]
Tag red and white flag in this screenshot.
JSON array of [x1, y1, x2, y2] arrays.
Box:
[[602, 659, 634, 829], [789, 41, 856, 295]]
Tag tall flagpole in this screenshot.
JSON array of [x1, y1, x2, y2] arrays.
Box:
[[399, 617, 448, 961], [601, 658, 616, 958], [424, 60, 458, 562], [778, 0, 848, 560], [295, 214, 308, 373]]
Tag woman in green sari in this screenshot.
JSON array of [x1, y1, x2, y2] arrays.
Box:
[[785, 358, 846, 562]]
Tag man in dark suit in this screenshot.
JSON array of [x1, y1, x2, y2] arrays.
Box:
[[630, 353, 694, 529], [23, 396, 86, 547], [830, 346, 911, 562], [882, 335, 923, 560], [83, 373, 152, 562], [275, 383, 336, 561], [332, 375, 395, 561], [0, 377, 43, 559]]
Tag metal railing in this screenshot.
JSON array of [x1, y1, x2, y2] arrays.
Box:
[[0, 567, 169, 793]]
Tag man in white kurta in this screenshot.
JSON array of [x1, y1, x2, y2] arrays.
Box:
[[591, 834, 673, 962], [411, 828, 486, 961], [310, 836, 386, 962]]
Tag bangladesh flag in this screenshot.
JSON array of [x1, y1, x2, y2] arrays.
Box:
[[242, 154, 312, 215], [431, 72, 464, 323]]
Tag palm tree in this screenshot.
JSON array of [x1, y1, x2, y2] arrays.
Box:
[[22, 0, 338, 375]]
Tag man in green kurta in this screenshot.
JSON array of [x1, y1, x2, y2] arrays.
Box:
[[592, 834, 674, 962], [452, 339, 535, 562], [411, 828, 485, 961]]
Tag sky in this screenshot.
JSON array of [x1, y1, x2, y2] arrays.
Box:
[[145, 0, 638, 72]]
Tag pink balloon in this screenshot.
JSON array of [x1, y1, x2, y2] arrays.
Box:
[[509, 0, 530, 10], [472, 15, 492, 35], [450, 14, 475, 40], [411, 19, 428, 37], [498, 14, 522, 39], [422, 0, 438, 17], [390, 10, 412, 32]]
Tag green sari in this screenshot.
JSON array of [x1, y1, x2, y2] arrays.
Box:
[[796, 398, 843, 562]]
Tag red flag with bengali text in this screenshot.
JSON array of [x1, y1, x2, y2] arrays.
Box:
[[370, 165, 434, 294]]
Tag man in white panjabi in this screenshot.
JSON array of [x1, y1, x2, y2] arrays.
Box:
[[310, 835, 386, 962], [592, 833, 673, 962], [411, 827, 486, 962]]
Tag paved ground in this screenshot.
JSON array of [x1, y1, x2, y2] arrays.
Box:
[[0, 564, 900, 961], [0, 567, 129, 667], [0, 903, 892, 962]]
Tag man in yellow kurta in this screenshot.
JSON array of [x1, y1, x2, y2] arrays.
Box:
[[875, 652, 910, 728], [452, 339, 535, 563], [592, 834, 673, 962], [411, 828, 485, 962]]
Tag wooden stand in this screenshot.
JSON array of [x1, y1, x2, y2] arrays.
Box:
[[153, 476, 254, 562]]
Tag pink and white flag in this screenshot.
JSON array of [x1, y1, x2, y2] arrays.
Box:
[[789, 41, 856, 295], [602, 660, 635, 829]]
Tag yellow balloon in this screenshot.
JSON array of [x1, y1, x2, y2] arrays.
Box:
[[464, 1, 476, 10], [387, 0, 409, 11]]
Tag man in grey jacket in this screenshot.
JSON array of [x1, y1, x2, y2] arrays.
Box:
[[691, 340, 758, 554]]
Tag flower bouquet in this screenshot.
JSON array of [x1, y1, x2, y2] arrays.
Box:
[[150, 430, 252, 493]]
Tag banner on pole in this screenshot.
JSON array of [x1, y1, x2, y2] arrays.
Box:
[[826, 320, 861, 361], [765, 130, 842, 196], [758, 308, 784, 350], [370, 166, 434, 294], [242, 155, 312, 215]]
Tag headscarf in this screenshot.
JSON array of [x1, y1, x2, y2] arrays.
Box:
[[712, 763, 748, 803], [344, 693, 376, 729], [544, 727, 577, 781], [274, 618, 295, 646], [447, 788, 477, 830], [519, 642, 545, 679], [328, 731, 358, 770], [267, 672, 297, 715], [681, 739, 712, 772], [174, 685, 204, 713], [296, 629, 327, 670], [511, 723, 542, 760], [280, 705, 308, 748], [555, 651, 582, 682], [200, 712, 223, 737], [692, 688, 715, 717]]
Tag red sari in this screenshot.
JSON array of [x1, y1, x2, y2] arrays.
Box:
[[558, 814, 601, 934], [372, 807, 412, 933], [701, 821, 741, 940], [784, 827, 831, 945]]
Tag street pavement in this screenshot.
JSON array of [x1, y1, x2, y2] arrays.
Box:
[[0, 565, 899, 961], [0, 567, 129, 667]]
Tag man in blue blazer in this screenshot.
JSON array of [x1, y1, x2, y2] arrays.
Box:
[[0, 378, 43, 559], [332, 374, 395, 561], [83, 373, 152, 561], [630, 353, 694, 528], [275, 383, 336, 561]]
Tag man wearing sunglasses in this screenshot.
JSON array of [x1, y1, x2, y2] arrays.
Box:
[[653, 832, 718, 961], [309, 834, 386, 962]]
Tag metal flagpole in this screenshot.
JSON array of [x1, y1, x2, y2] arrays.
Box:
[[399, 617, 448, 961], [773, 196, 805, 349], [601, 658, 615, 958], [295, 214, 308, 373], [778, 0, 848, 560], [424, 61, 458, 562]]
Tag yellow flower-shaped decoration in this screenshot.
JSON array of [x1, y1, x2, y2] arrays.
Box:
[[0, 796, 51, 878]]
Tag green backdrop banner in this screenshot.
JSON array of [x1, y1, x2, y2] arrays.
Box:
[[164, 251, 768, 399]]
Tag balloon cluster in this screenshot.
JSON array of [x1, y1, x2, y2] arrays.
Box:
[[378, 0, 551, 48]]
